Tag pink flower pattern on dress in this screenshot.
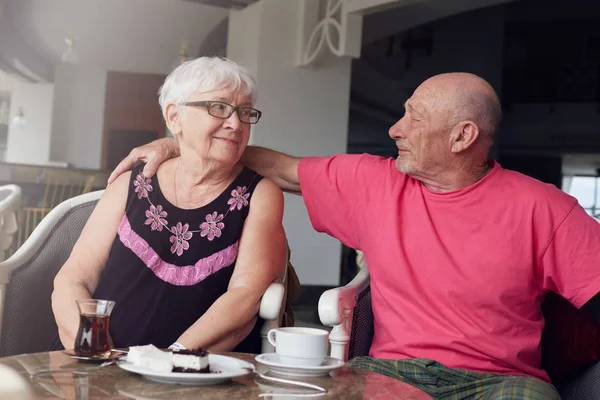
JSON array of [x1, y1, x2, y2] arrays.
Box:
[[144, 205, 168, 231], [118, 216, 239, 286], [200, 212, 225, 241], [134, 174, 153, 199], [227, 186, 250, 211], [134, 172, 258, 255], [169, 222, 193, 256]]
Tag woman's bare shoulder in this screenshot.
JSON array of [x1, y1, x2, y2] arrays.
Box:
[[248, 178, 284, 222], [107, 170, 131, 191], [100, 170, 132, 209], [253, 177, 283, 200]]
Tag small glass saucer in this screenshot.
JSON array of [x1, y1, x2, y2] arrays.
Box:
[[63, 349, 127, 363]]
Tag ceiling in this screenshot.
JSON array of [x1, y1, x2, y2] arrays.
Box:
[[3, 0, 229, 75]]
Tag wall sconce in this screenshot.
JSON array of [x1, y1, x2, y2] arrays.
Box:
[[12, 106, 26, 128], [61, 36, 80, 64]]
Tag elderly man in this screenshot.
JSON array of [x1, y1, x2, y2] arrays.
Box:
[[110, 72, 600, 399]]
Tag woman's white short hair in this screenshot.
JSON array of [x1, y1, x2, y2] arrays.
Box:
[[158, 57, 257, 119]]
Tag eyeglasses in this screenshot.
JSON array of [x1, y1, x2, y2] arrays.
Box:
[[183, 101, 262, 124]]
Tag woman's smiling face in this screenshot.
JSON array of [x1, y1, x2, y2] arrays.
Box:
[[167, 86, 253, 165]]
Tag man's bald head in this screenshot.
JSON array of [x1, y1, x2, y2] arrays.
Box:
[[389, 73, 501, 188], [418, 73, 502, 145]]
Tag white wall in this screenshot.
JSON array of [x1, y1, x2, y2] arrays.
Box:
[[49, 65, 106, 169], [0, 71, 54, 165], [228, 0, 353, 286]]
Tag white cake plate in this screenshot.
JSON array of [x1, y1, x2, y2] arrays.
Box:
[[118, 354, 254, 385]]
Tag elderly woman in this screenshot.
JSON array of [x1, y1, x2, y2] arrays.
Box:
[[50, 57, 286, 353]]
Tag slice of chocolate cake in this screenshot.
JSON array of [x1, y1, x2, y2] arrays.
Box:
[[172, 348, 210, 373]]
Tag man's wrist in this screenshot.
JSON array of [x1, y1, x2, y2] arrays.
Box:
[[167, 137, 180, 158]]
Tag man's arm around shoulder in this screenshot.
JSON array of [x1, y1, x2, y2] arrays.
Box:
[[241, 146, 302, 195]]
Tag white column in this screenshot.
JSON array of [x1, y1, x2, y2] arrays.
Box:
[[49, 65, 107, 169], [227, 0, 355, 286]]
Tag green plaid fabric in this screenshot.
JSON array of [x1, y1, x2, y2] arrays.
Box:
[[347, 357, 560, 400]]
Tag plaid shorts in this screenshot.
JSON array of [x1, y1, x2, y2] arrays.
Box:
[[347, 357, 560, 400]]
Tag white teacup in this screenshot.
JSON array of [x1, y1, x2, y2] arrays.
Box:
[[267, 327, 329, 367]]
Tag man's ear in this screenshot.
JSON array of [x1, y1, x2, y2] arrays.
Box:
[[165, 103, 183, 136], [450, 121, 480, 153]]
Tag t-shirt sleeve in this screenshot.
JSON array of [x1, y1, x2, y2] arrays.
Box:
[[298, 154, 385, 250], [541, 204, 600, 308]]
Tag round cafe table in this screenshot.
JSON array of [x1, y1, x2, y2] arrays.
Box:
[[0, 351, 432, 399]]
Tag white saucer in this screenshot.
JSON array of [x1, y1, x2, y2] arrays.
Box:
[[255, 353, 344, 377], [118, 354, 254, 385]]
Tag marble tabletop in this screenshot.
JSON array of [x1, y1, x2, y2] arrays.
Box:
[[0, 351, 432, 399]]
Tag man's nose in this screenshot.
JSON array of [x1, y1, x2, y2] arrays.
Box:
[[388, 118, 404, 140]]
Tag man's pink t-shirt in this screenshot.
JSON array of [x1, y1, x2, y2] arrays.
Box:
[[298, 154, 600, 382]]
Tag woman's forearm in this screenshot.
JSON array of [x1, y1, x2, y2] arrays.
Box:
[[51, 277, 93, 349], [175, 287, 263, 351]]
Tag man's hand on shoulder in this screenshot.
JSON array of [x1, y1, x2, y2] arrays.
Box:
[[107, 137, 179, 185]]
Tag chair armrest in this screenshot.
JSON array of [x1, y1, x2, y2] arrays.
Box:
[[1, 191, 104, 273], [318, 267, 370, 326], [318, 267, 370, 361], [259, 282, 284, 320], [259, 282, 285, 354]]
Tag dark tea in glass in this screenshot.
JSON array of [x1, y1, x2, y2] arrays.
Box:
[[74, 299, 115, 357]]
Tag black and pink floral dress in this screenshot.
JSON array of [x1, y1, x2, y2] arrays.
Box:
[[51, 165, 265, 353]]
